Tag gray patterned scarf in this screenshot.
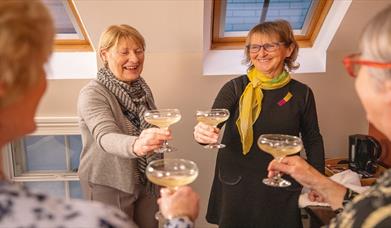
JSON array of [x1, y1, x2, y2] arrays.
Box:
[[96, 67, 162, 194]]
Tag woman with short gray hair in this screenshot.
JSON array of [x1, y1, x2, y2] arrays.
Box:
[[268, 5, 391, 227]]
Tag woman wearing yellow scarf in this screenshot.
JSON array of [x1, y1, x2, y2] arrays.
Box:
[[194, 20, 324, 228]]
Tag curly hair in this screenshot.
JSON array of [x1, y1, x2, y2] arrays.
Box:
[[0, 0, 54, 108]]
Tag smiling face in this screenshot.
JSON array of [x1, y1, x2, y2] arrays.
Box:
[[101, 37, 144, 82], [249, 33, 294, 78]]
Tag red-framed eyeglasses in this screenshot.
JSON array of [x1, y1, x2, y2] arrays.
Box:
[[343, 53, 391, 77]]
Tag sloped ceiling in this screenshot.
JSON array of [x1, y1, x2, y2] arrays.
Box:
[[74, 0, 203, 54], [329, 0, 390, 52], [74, 0, 390, 55]]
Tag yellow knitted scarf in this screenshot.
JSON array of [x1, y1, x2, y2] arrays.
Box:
[[236, 68, 291, 155]]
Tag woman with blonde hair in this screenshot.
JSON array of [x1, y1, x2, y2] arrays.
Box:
[[0, 1, 129, 227], [78, 24, 170, 227]]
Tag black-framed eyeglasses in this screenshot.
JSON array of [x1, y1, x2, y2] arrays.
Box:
[[343, 53, 391, 77], [246, 42, 285, 53]]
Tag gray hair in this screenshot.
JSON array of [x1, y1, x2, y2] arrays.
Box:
[[360, 5, 391, 81]]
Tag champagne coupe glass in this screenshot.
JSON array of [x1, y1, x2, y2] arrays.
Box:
[[196, 108, 230, 149], [146, 158, 199, 220], [144, 109, 181, 153], [257, 134, 303, 187]]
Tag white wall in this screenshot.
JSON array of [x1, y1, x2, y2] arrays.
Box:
[[35, 1, 389, 227]]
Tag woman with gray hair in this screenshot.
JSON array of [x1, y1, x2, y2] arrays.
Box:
[[268, 5, 391, 227], [193, 20, 324, 227], [0, 1, 130, 227], [78, 25, 170, 227]]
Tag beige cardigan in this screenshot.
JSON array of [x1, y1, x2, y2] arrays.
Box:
[[77, 80, 152, 194]]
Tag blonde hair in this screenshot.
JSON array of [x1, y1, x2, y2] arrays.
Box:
[[360, 5, 391, 81], [243, 20, 299, 72], [0, 0, 54, 108], [98, 24, 145, 66]]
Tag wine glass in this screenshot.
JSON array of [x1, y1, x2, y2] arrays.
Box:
[[146, 158, 199, 220], [196, 108, 230, 149], [257, 134, 303, 187], [144, 109, 181, 153]]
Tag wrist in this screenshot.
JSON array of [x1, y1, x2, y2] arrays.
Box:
[[167, 213, 195, 222], [164, 216, 194, 228], [316, 177, 346, 210], [131, 137, 142, 157], [333, 188, 358, 214]]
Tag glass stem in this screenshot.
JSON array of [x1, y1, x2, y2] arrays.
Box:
[[274, 157, 284, 181], [161, 127, 169, 149], [210, 125, 218, 146], [275, 172, 282, 181]]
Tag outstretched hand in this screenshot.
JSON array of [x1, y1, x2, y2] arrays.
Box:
[[267, 155, 324, 189], [193, 122, 219, 144], [133, 128, 172, 156], [268, 155, 347, 209]]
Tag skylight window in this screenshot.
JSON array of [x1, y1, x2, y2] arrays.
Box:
[[224, 0, 313, 36], [212, 0, 333, 49], [42, 0, 92, 51]]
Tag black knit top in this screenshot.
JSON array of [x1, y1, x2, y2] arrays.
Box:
[[206, 75, 325, 228]]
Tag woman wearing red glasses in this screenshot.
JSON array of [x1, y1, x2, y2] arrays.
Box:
[[194, 20, 324, 227], [268, 5, 391, 227]]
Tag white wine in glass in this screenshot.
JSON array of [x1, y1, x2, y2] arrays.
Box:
[[258, 134, 303, 187], [196, 108, 230, 149], [144, 109, 181, 153], [146, 158, 199, 220]]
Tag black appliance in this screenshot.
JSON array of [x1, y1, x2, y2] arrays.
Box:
[[348, 134, 382, 174]]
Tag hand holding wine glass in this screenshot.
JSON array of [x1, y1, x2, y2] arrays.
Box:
[[158, 186, 200, 221], [133, 128, 172, 156], [195, 109, 230, 149], [144, 109, 181, 153], [258, 134, 303, 187], [146, 159, 199, 220]]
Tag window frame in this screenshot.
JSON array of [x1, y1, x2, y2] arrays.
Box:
[[211, 0, 334, 50], [52, 0, 93, 52], [2, 117, 81, 200]]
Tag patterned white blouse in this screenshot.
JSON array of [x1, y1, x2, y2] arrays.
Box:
[[329, 169, 391, 227], [0, 181, 132, 228]]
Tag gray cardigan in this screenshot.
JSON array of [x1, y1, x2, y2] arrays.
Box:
[[77, 80, 149, 194]]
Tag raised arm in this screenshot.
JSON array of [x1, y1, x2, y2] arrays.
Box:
[[78, 85, 169, 158], [268, 156, 346, 209]]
